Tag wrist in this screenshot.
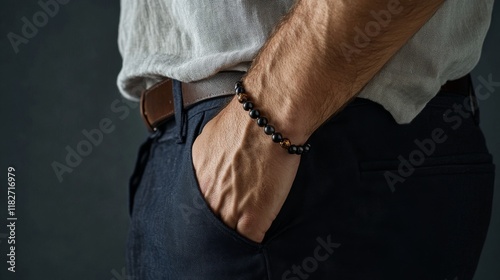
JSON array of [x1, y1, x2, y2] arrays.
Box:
[[228, 80, 313, 155], [217, 98, 290, 155], [241, 75, 317, 145]]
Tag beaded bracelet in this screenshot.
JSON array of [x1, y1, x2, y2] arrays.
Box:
[[234, 81, 311, 155]]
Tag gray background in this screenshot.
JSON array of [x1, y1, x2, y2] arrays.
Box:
[[0, 1, 498, 279]]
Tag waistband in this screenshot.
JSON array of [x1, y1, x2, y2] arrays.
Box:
[[140, 73, 472, 133]]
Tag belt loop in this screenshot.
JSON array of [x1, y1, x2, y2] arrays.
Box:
[[172, 80, 187, 143]]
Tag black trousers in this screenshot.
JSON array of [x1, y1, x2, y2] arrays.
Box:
[[127, 81, 495, 279]]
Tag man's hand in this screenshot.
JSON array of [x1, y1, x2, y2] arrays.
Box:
[[192, 0, 445, 242], [192, 99, 302, 243]]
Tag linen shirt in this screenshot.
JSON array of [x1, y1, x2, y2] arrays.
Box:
[[117, 0, 494, 123]]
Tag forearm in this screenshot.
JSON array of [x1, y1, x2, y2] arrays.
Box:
[[193, 0, 445, 242], [241, 0, 445, 143]]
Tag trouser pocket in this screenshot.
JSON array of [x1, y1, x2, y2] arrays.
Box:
[[357, 154, 495, 279], [127, 97, 267, 280]]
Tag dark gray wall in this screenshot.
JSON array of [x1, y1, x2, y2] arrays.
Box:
[[1, 1, 145, 279], [0, 1, 498, 279]]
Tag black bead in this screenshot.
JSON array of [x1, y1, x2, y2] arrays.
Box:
[[303, 144, 311, 153], [249, 109, 260, 119], [257, 117, 268, 127], [288, 145, 298, 154], [235, 86, 245, 94], [272, 133, 283, 143], [264, 125, 275, 135], [296, 146, 304, 155], [234, 81, 243, 90], [243, 101, 254, 111]]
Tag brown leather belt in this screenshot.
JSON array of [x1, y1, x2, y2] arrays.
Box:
[[440, 74, 471, 95], [140, 72, 244, 132], [140, 73, 471, 132]]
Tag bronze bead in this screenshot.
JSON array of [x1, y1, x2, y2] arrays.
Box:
[[280, 138, 291, 149], [237, 93, 248, 103]]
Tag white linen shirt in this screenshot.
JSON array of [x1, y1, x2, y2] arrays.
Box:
[[117, 0, 494, 123]]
